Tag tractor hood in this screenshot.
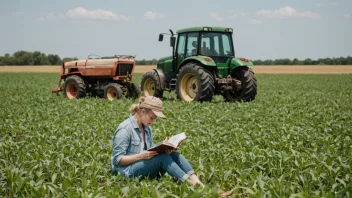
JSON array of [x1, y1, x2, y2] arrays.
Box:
[[158, 56, 173, 64], [182, 56, 217, 67]]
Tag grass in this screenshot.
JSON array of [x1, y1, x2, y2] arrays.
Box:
[[0, 73, 351, 197]]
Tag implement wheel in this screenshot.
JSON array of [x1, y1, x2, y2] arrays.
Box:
[[104, 83, 123, 101], [141, 71, 163, 98], [63, 75, 86, 99], [126, 82, 141, 99], [176, 63, 214, 102], [222, 67, 257, 102]]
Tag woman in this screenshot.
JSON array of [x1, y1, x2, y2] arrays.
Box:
[[111, 96, 233, 196], [111, 96, 204, 186]]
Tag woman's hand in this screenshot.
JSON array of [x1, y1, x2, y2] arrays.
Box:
[[139, 151, 158, 160]]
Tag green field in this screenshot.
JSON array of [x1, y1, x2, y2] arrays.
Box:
[[0, 73, 351, 197]]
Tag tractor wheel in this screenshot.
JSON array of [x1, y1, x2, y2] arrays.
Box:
[[141, 71, 163, 98], [104, 83, 123, 101], [63, 75, 86, 99], [126, 82, 141, 99], [176, 63, 215, 102], [222, 67, 257, 102]]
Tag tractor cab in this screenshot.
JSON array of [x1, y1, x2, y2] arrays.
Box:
[[177, 28, 234, 58]]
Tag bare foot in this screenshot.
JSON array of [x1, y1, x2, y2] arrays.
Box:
[[188, 174, 205, 188], [218, 189, 234, 198]]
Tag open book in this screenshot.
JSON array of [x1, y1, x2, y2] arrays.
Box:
[[148, 132, 187, 153]]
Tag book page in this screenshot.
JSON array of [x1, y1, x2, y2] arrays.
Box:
[[167, 132, 186, 147]]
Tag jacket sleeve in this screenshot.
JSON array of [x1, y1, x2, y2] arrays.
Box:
[[111, 127, 130, 167]]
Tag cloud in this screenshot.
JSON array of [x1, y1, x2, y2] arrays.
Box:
[[248, 19, 263, 24], [66, 7, 129, 21], [257, 6, 320, 19], [143, 11, 164, 20], [40, 12, 57, 20], [209, 12, 223, 21], [240, 12, 251, 17], [227, 9, 251, 20], [228, 15, 237, 19], [316, 2, 338, 6], [344, 14, 352, 19], [13, 12, 25, 15]]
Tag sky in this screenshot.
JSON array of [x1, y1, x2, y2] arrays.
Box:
[[0, 0, 351, 61]]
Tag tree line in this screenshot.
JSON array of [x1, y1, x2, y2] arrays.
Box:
[[252, 57, 352, 65], [0, 50, 351, 65], [0, 51, 78, 66]]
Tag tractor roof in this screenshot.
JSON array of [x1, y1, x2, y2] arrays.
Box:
[[176, 26, 233, 34]]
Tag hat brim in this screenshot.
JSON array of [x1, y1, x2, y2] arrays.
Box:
[[152, 110, 166, 118]]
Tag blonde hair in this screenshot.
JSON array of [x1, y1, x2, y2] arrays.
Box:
[[129, 96, 146, 115], [129, 104, 140, 115]]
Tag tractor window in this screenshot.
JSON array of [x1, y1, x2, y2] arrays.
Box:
[[214, 36, 220, 55], [221, 34, 233, 56], [177, 34, 186, 58], [200, 37, 210, 55], [186, 32, 198, 57], [201, 32, 233, 57]]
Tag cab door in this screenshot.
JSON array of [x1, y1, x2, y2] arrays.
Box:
[[176, 33, 186, 68], [176, 32, 198, 68]]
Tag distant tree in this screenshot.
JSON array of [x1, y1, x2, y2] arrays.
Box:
[[292, 58, 303, 65], [62, 57, 78, 62], [274, 59, 283, 65], [13, 51, 33, 65], [332, 57, 341, 65], [282, 58, 292, 65], [262, 59, 274, 65], [139, 59, 147, 65], [253, 60, 263, 65], [303, 58, 313, 65], [135, 59, 158, 65], [347, 56, 352, 64], [0, 53, 15, 65], [323, 58, 332, 65], [335, 56, 352, 65], [337, 57, 345, 65], [317, 58, 326, 65], [32, 51, 50, 65], [47, 54, 61, 65]]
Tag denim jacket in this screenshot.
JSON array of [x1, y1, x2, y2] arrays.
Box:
[[111, 114, 153, 175]]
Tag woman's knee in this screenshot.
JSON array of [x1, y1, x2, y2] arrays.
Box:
[[155, 153, 172, 160], [169, 151, 181, 160]]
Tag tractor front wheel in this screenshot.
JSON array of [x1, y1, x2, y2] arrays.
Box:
[[222, 67, 257, 102], [63, 75, 86, 99], [176, 63, 214, 102], [141, 71, 163, 98], [104, 83, 123, 101]]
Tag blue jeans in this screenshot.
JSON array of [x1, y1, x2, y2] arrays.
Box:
[[115, 152, 195, 182]]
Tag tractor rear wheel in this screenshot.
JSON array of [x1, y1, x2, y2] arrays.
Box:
[[141, 71, 163, 98], [176, 63, 214, 102], [104, 83, 123, 101], [126, 82, 141, 99], [222, 67, 257, 102], [63, 75, 86, 99]]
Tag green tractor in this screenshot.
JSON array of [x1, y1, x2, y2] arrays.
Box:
[[141, 26, 257, 102]]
